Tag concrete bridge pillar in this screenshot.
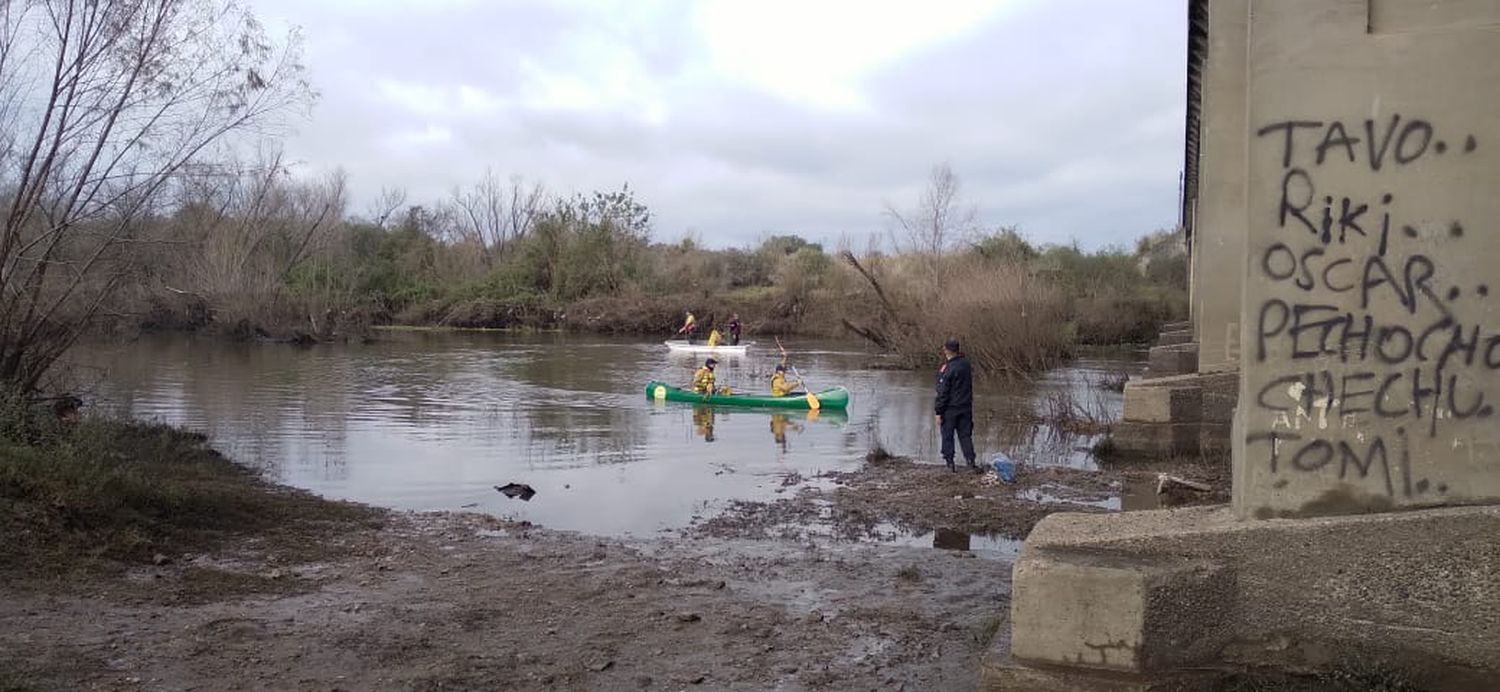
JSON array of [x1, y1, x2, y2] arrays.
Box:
[[1110, 0, 1246, 460], [988, 1, 1500, 688]]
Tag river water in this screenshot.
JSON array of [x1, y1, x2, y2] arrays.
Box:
[[70, 331, 1142, 541]]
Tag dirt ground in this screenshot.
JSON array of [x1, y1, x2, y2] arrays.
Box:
[[1, 511, 1006, 691], [0, 450, 1229, 692]]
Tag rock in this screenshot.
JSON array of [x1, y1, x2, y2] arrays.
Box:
[[588, 660, 614, 672], [674, 612, 702, 623], [633, 675, 653, 688], [151, 553, 170, 566], [494, 483, 536, 501]]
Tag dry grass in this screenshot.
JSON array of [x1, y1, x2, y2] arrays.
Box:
[[1072, 291, 1184, 345], [1092, 368, 1132, 393], [1040, 387, 1117, 435], [842, 255, 1073, 374]]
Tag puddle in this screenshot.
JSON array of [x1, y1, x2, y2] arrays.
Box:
[[888, 527, 1022, 561], [1018, 482, 1122, 510]]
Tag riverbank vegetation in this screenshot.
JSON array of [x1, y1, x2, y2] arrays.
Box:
[[0, 413, 377, 578], [121, 162, 1185, 374]]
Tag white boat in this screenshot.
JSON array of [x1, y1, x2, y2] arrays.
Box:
[[663, 340, 752, 355]]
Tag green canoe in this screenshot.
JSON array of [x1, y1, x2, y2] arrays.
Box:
[[645, 381, 850, 410]]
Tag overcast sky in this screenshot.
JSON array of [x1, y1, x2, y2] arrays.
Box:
[[249, 0, 1187, 250]]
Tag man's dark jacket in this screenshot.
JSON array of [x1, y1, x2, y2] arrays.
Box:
[[934, 355, 973, 416]]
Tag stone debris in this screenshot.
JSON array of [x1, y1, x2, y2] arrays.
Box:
[[1156, 474, 1212, 493]]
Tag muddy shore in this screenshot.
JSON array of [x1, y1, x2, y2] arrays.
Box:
[[1, 431, 1227, 691], [2, 511, 1006, 691]]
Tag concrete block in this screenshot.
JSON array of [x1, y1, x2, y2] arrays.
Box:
[[1109, 422, 1200, 458], [1144, 343, 1198, 379], [999, 505, 1500, 689], [1197, 370, 1237, 425], [1011, 550, 1232, 672], [1198, 422, 1232, 455], [1122, 380, 1202, 424], [1157, 329, 1193, 346], [982, 643, 1218, 691]]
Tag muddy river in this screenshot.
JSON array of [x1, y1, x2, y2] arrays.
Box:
[[70, 331, 1143, 543]]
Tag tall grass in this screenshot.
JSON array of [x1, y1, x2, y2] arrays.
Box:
[[887, 259, 1071, 374]]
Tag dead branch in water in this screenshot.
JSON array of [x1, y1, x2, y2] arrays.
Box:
[[840, 318, 889, 348], [839, 250, 896, 315]]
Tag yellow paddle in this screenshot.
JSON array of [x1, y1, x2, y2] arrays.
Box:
[[775, 337, 819, 410]]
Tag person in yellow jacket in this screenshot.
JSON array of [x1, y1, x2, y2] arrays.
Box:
[[770, 363, 802, 397], [676, 311, 697, 343], [707, 328, 724, 347], [692, 357, 720, 395]]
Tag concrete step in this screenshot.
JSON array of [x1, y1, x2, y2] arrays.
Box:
[[1106, 421, 1202, 458], [1156, 328, 1194, 346], [1144, 343, 1199, 379], [1123, 379, 1203, 424]]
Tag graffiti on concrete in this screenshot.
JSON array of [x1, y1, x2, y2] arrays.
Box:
[[1245, 115, 1487, 499]]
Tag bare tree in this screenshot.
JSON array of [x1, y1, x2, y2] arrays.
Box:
[[366, 186, 407, 228], [450, 169, 546, 265], [883, 162, 978, 256], [0, 0, 312, 398]]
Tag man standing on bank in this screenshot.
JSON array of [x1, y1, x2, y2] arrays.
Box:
[[935, 338, 979, 473]]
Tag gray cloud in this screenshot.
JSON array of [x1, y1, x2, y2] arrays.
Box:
[[251, 0, 1186, 249]]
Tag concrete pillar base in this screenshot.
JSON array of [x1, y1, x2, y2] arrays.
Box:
[[1144, 343, 1199, 379], [1108, 421, 1202, 458], [982, 645, 1219, 691], [1157, 328, 1194, 346], [1109, 368, 1238, 460], [987, 505, 1500, 691]]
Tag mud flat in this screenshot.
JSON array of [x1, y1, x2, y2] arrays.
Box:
[[1, 427, 1225, 691], [689, 453, 1228, 545], [1, 512, 1007, 691]]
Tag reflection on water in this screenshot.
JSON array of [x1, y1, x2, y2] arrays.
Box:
[[920, 527, 1021, 561], [674, 404, 850, 451], [933, 527, 971, 551], [67, 332, 1142, 538]]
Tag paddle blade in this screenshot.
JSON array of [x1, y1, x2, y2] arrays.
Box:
[[806, 392, 821, 410]]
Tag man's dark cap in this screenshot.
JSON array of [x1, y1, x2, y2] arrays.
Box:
[[943, 338, 961, 352], [705, 357, 718, 365]]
